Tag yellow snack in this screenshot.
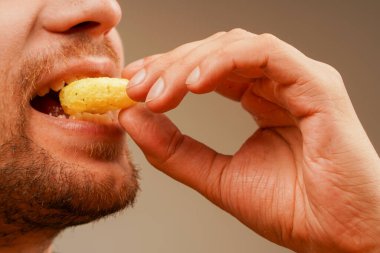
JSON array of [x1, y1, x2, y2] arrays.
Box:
[[59, 77, 136, 115]]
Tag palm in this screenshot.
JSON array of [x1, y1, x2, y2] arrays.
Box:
[[217, 75, 380, 251], [223, 126, 299, 243]]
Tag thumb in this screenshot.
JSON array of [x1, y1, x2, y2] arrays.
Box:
[[118, 105, 230, 204]]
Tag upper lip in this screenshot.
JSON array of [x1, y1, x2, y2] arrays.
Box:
[[32, 56, 120, 98]]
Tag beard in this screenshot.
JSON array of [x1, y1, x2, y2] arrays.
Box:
[[0, 35, 139, 241], [0, 136, 139, 232]]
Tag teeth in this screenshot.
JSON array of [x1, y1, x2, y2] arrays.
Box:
[[36, 77, 80, 96], [65, 77, 80, 85], [51, 81, 65, 92], [37, 86, 50, 96], [57, 115, 68, 119]]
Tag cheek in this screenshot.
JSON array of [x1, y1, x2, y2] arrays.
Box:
[[108, 29, 125, 70], [0, 60, 32, 142], [0, 85, 24, 142], [0, 2, 42, 138], [0, 2, 37, 112], [0, 2, 40, 63]]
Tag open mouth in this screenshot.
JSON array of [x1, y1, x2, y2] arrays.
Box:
[[30, 79, 118, 124], [31, 87, 67, 118]]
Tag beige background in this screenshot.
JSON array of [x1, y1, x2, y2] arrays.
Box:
[[54, 1, 380, 252]]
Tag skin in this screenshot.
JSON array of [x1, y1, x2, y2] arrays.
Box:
[[0, 1, 138, 252], [0, 1, 379, 253], [120, 30, 380, 252]]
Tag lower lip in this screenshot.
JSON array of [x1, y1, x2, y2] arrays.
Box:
[[29, 107, 125, 140]]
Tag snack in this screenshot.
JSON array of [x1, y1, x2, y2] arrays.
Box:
[[59, 77, 136, 115]]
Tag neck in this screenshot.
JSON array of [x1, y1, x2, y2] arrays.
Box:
[[0, 243, 53, 253], [0, 226, 58, 253]]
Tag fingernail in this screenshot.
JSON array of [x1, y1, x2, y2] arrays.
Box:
[[129, 69, 147, 87], [186, 67, 200, 85], [146, 78, 165, 102], [128, 58, 145, 69]]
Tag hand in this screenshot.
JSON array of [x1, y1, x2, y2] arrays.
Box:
[[119, 29, 380, 252]]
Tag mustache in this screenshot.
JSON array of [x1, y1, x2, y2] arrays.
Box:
[[18, 34, 120, 102]]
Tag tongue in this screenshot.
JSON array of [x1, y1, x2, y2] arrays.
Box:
[[31, 91, 66, 117]]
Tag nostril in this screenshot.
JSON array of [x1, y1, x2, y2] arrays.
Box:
[[41, 0, 121, 35], [70, 21, 101, 33]]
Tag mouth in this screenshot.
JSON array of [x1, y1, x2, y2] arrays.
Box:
[[29, 57, 123, 124], [30, 78, 118, 125], [25, 58, 133, 184]]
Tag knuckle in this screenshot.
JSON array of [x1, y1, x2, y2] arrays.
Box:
[[316, 61, 344, 83], [176, 41, 196, 51], [144, 54, 161, 63], [230, 28, 247, 34], [163, 129, 185, 165], [175, 58, 193, 70], [146, 51, 180, 70], [257, 33, 284, 55], [216, 45, 230, 58], [324, 64, 343, 80], [309, 61, 346, 99], [164, 42, 195, 62], [228, 28, 252, 38], [259, 33, 280, 45], [161, 69, 170, 79], [213, 31, 227, 37]]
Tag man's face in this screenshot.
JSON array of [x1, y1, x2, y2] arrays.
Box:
[[0, 0, 138, 237]]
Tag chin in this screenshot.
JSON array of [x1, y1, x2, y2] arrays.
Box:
[[19, 106, 140, 228], [1, 77, 139, 231], [0, 129, 139, 232]]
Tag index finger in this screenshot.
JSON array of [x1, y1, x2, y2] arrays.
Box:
[[186, 33, 314, 94]]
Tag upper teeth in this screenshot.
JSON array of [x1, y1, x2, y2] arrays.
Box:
[[37, 86, 51, 96], [36, 77, 83, 97], [51, 81, 65, 92]]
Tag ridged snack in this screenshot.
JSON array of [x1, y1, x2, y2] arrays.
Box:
[[59, 77, 136, 115]]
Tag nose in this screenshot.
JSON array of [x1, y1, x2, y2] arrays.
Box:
[[40, 0, 122, 37]]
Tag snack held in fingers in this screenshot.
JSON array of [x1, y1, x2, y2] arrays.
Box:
[[59, 77, 136, 115]]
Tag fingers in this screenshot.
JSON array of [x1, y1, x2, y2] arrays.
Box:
[[123, 29, 347, 120], [185, 34, 348, 118], [215, 78, 251, 101], [241, 85, 297, 128], [124, 31, 227, 103], [122, 54, 163, 79], [183, 34, 310, 100], [123, 31, 227, 79], [124, 29, 258, 113], [119, 105, 230, 204], [122, 29, 319, 115]]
